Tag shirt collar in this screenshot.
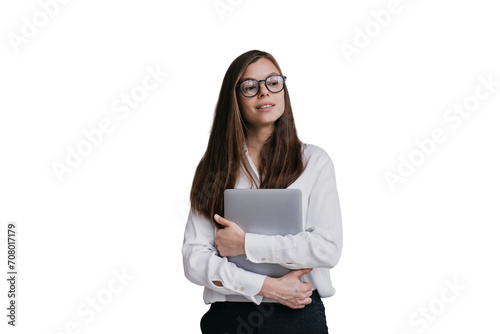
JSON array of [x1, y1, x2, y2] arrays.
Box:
[[241, 141, 260, 183]]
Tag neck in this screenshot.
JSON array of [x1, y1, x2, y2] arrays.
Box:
[[246, 124, 274, 154]]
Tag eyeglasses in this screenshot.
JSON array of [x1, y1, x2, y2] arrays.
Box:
[[236, 75, 287, 97]]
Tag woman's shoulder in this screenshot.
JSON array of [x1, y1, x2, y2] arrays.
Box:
[[301, 143, 337, 178], [302, 142, 333, 163]]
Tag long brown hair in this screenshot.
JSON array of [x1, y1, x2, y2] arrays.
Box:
[[189, 50, 307, 227]]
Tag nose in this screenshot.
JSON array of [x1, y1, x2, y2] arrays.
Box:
[[258, 81, 270, 97]]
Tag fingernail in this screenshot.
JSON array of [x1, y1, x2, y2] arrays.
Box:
[[214, 214, 220, 219]]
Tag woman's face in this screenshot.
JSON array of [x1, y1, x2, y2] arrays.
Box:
[[237, 58, 285, 132]]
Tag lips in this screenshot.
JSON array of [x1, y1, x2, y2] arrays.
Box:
[[257, 103, 275, 111]]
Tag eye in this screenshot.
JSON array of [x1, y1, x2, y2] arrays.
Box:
[[267, 76, 282, 84], [242, 81, 258, 90]]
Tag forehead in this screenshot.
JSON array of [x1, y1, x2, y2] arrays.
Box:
[[241, 58, 280, 80]]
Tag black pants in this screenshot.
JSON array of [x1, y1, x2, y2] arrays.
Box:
[[200, 290, 328, 334]]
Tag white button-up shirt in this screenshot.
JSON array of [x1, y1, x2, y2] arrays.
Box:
[[182, 142, 343, 305]]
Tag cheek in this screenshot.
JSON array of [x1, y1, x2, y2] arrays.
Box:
[[277, 97, 285, 114], [237, 100, 251, 118], [241, 103, 253, 118]]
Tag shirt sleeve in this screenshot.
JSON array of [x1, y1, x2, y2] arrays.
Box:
[[244, 152, 343, 270], [182, 209, 267, 304]]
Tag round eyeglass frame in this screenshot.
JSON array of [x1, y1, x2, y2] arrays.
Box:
[[236, 75, 287, 97]]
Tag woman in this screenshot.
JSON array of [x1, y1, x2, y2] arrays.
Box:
[[182, 50, 342, 333]]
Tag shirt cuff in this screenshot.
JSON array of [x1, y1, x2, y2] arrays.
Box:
[[208, 265, 266, 303], [245, 233, 276, 264], [232, 269, 266, 304]]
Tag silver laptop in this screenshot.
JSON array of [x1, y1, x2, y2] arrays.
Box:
[[223, 189, 302, 278]]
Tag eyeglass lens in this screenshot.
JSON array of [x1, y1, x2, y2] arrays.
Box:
[[240, 75, 284, 97]]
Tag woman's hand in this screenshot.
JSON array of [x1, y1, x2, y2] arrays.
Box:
[[214, 214, 246, 257], [258, 269, 314, 309]]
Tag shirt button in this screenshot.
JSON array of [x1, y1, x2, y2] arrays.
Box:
[[261, 258, 266, 261], [240, 287, 245, 291]]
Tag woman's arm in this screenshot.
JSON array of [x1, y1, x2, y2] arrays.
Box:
[[182, 210, 315, 307], [182, 209, 266, 304], [245, 153, 343, 270]]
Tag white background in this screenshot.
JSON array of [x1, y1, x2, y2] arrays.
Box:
[[1, 0, 499, 333]]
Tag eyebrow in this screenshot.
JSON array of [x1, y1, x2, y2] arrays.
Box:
[[240, 72, 280, 82]]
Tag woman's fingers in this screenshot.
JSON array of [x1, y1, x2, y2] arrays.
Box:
[[214, 213, 233, 227], [303, 282, 314, 293], [276, 270, 315, 309], [287, 268, 312, 279], [281, 296, 312, 309]]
